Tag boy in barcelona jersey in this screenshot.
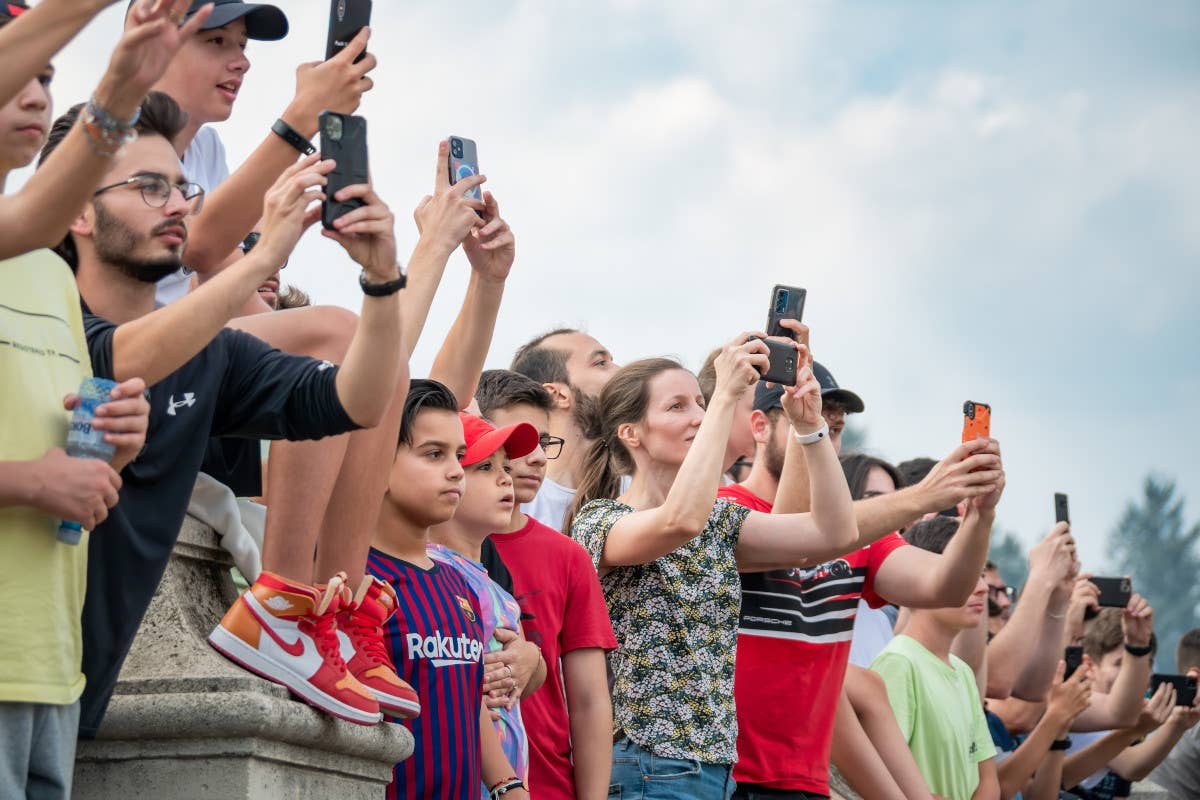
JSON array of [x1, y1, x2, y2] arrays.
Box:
[[367, 380, 529, 800]]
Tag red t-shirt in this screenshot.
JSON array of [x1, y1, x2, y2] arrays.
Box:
[[491, 515, 617, 800], [718, 483, 908, 795]]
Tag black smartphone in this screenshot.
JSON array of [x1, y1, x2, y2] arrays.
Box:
[[326, 0, 372, 62], [1151, 674, 1198, 707], [447, 135, 482, 202], [750, 336, 798, 387], [1055, 493, 1070, 524], [1091, 576, 1132, 609], [319, 111, 368, 231], [1064, 645, 1083, 680], [766, 284, 806, 339]]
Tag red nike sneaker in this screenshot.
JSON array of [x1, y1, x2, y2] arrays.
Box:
[[337, 575, 421, 719], [208, 571, 382, 725]]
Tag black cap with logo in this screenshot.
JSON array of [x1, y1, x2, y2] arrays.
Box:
[[125, 0, 288, 40]]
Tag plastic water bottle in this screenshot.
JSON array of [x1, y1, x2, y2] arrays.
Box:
[[58, 377, 118, 545]]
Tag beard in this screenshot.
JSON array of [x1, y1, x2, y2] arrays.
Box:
[[92, 199, 184, 284], [571, 384, 603, 440], [763, 424, 787, 481]]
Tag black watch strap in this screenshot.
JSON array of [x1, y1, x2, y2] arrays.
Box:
[[271, 118, 316, 156], [359, 269, 406, 296], [1124, 641, 1153, 657], [1050, 736, 1072, 751]]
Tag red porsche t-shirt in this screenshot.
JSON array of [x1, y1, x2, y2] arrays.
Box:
[[718, 483, 907, 795], [491, 515, 617, 800]]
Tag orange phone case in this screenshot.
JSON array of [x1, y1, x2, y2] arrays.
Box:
[[962, 401, 991, 443]]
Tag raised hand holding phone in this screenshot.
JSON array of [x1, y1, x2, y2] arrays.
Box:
[[412, 140, 487, 255], [326, 0, 372, 61], [320, 111, 369, 230]]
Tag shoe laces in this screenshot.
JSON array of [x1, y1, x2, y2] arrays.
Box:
[[301, 577, 349, 672], [344, 604, 395, 669]]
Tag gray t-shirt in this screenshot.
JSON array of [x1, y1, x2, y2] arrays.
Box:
[[1148, 724, 1200, 798]]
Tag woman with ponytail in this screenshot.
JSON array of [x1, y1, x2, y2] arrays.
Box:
[[568, 331, 859, 800]]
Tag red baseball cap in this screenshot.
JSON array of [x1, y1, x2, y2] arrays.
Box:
[[460, 413, 539, 467], [1, 1, 29, 20]]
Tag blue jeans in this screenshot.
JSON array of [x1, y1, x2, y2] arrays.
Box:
[[609, 736, 735, 800]]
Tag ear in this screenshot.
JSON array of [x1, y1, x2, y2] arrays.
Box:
[[617, 421, 639, 450], [749, 409, 772, 445], [69, 206, 94, 238], [543, 382, 572, 411]]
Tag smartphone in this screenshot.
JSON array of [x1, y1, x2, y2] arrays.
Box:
[[750, 336, 798, 386], [1091, 576, 1132, 609], [326, 0, 372, 62], [1064, 645, 1084, 680], [1151, 674, 1198, 707], [765, 285, 806, 339], [447, 135, 482, 202], [319, 111, 369, 231], [1055, 493, 1070, 524], [962, 401, 991, 443]]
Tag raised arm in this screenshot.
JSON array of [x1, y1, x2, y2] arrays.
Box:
[[399, 141, 487, 359], [179, 28, 376, 273], [983, 524, 1076, 700], [597, 334, 768, 569], [1108, 696, 1200, 781], [735, 358, 858, 568], [429, 186, 513, 408], [0, 0, 113, 109], [1072, 595, 1155, 731], [3, 0, 211, 259], [874, 461, 1004, 609], [997, 660, 1090, 800]]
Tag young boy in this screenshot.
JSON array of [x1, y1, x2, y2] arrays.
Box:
[[428, 412, 543, 795], [870, 516, 1000, 800], [474, 369, 617, 800], [367, 381, 529, 800]]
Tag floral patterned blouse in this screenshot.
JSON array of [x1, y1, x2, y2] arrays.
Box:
[[571, 498, 751, 764]]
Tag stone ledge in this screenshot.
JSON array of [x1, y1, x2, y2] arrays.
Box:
[[74, 516, 412, 800]]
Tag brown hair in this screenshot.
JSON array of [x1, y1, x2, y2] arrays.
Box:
[[1083, 607, 1157, 661], [563, 357, 686, 534], [275, 284, 311, 310], [1176, 628, 1200, 674]]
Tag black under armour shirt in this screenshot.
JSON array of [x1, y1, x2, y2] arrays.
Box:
[[78, 311, 361, 736]]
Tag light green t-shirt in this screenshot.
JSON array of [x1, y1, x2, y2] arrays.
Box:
[[0, 250, 92, 704], [870, 634, 995, 800]]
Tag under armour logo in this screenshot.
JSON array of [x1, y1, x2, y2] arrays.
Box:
[[166, 393, 196, 416], [317, 360, 334, 372]]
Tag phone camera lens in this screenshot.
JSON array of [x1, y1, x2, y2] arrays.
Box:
[[325, 116, 343, 142], [964, 401, 975, 418], [775, 290, 788, 314]]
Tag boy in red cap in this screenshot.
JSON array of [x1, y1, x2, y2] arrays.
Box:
[[367, 380, 529, 800], [427, 412, 545, 798]]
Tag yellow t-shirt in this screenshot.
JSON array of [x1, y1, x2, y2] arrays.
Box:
[[0, 249, 92, 704]]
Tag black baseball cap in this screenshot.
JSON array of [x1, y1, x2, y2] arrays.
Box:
[[127, 0, 288, 40], [752, 361, 866, 414]]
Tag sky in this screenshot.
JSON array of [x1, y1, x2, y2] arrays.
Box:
[[13, 0, 1200, 572]]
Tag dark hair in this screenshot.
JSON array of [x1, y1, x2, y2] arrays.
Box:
[[511, 328, 578, 385], [1177, 628, 1200, 673], [1084, 608, 1157, 661], [38, 91, 189, 270], [896, 457, 937, 488], [564, 357, 686, 534], [397, 379, 459, 448], [475, 369, 553, 419], [697, 347, 721, 405], [903, 515, 961, 555], [840, 453, 906, 501]]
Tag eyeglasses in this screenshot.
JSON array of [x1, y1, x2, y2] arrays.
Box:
[[987, 584, 1015, 601], [93, 174, 205, 216], [240, 231, 288, 269], [539, 435, 565, 460]]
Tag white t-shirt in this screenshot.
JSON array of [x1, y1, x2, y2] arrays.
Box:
[[155, 126, 231, 305], [848, 598, 896, 667], [522, 474, 632, 535]]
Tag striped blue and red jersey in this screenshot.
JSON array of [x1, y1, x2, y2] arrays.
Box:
[[368, 547, 487, 800]]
